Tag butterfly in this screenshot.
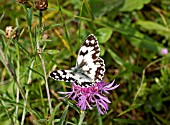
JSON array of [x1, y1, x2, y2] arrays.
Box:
[[50, 34, 105, 88]]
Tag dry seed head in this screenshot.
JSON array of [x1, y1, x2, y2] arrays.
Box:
[[5, 26, 17, 39]]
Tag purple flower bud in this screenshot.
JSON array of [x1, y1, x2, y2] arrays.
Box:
[[160, 48, 168, 55]]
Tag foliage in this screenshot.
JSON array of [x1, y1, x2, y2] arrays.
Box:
[[0, 0, 170, 124]]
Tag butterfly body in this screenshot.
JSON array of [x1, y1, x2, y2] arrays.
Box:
[[50, 34, 105, 88]]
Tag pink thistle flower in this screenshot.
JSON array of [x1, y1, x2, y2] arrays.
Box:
[[58, 80, 119, 115]]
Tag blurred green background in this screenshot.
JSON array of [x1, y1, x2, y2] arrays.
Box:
[[0, 0, 170, 124]]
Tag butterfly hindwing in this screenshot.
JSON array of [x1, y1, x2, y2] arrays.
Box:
[[50, 34, 105, 87], [50, 70, 76, 82]]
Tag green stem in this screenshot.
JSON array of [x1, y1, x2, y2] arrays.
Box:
[[38, 78, 46, 121], [39, 11, 42, 28], [0, 47, 39, 124], [22, 5, 35, 55], [134, 56, 168, 100], [37, 10, 54, 125], [78, 111, 86, 125], [14, 41, 20, 125], [0, 100, 15, 125], [21, 60, 35, 125]]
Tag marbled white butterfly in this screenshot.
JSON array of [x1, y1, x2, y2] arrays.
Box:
[[50, 34, 105, 88]]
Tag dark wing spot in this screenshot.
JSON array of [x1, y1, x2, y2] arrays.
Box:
[[61, 70, 67, 75], [79, 34, 100, 60], [87, 34, 96, 41], [50, 71, 62, 80], [68, 77, 76, 82], [79, 50, 88, 56], [94, 58, 105, 81], [92, 48, 99, 59], [81, 82, 94, 87]]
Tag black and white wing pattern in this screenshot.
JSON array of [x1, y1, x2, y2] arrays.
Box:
[[50, 34, 105, 87]]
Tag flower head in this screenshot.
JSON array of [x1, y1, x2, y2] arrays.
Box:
[[35, 0, 48, 11], [160, 48, 168, 55], [59, 80, 119, 115]]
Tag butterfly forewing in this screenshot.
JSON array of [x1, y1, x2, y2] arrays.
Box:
[[50, 34, 105, 87], [76, 34, 105, 82], [77, 35, 100, 64]]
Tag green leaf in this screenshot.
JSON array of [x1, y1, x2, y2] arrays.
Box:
[[59, 105, 69, 125], [0, 97, 24, 108], [113, 22, 163, 53], [0, 29, 5, 36], [44, 50, 59, 55], [48, 102, 63, 125], [43, 24, 61, 31], [100, 45, 105, 56], [120, 0, 151, 12], [25, 7, 32, 28], [89, 0, 124, 17], [113, 118, 146, 124], [136, 20, 170, 37], [149, 94, 162, 111], [107, 48, 126, 67], [0, 11, 5, 23], [96, 28, 113, 43], [118, 103, 142, 117], [62, 99, 80, 113]]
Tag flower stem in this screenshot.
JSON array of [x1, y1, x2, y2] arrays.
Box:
[[37, 10, 54, 125], [78, 111, 86, 125], [21, 60, 35, 125], [14, 39, 20, 125]]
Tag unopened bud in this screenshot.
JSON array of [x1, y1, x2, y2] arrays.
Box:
[[35, 0, 48, 11], [18, 0, 27, 4]]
